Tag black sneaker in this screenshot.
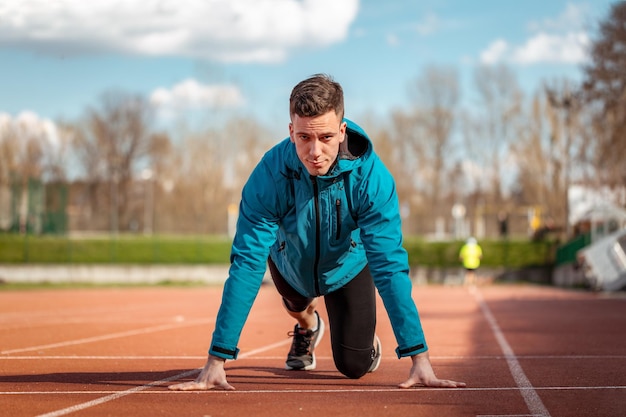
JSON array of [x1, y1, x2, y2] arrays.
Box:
[[285, 311, 325, 370], [368, 335, 382, 373]]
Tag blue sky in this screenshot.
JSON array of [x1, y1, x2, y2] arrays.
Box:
[[0, 0, 616, 137]]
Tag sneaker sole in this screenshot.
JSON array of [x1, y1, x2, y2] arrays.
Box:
[[285, 314, 325, 371], [368, 335, 382, 373]]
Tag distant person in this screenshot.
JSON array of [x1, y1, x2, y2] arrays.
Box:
[[498, 211, 508, 239], [459, 237, 483, 286], [169, 74, 465, 391]]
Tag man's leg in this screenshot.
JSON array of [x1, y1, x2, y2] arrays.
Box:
[[268, 257, 325, 370], [324, 265, 379, 379], [283, 298, 318, 330]]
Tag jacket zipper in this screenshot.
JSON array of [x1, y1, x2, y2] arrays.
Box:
[[335, 199, 342, 240], [311, 176, 321, 296]]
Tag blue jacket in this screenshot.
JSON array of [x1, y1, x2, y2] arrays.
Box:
[[209, 119, 428, 360]]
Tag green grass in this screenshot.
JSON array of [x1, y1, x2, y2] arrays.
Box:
[[0, 234, 232, 264], [1, 233, 556, 268]]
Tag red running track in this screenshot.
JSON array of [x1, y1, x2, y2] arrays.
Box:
[[1, 282, 625, 417]]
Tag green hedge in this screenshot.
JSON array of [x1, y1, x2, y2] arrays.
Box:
[[0, 233, 556, 268], [0, 234, 232, 264], [402, 237, 555, 268]]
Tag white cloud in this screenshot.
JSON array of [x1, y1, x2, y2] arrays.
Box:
[[527, 3, 588, 32], [0, 0, 359, 63], [150, 78, 245, 115], [479, 3, 591, 66], [0, 111, 60, 148], [480, 39, 509, 65], [513, 31, 589, 65]]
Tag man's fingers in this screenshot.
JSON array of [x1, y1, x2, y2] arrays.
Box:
[[217, 380, 236, 391], [398, 378, 466, 389], [432, 379, 466, 388], [168, 380, 236, 391], [398, 378, 417, 389], [168, 381, 208, 391]]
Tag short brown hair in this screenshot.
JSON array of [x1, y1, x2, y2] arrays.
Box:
[[289, 74, 344, 120]]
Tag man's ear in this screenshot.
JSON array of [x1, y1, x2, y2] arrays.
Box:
[[339, 121, 347, 143], [289, 122, 295, 143]]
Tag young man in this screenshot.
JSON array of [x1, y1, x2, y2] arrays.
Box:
[[169, 74, 465, 390]]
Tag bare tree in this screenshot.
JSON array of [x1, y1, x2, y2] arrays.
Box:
[[73, 91, 158, 233], [401, 66, 459, 235], [388, 110, 430, 234], [0, 115, 18, 189], [359, 116, 420, 232], [0, 117, 21, 231], [470, 64, 523, 206], [582, 1, 626, 187], [42, 121, 73, 182], [414, 66, 458, 208], [223, 117, 274, 200], [156, 116, 273, 235], [544, 79, 583, 236], [0, 114, 52, 233], [511, 79, 586, 239], [171, 130, 227, 233], [511, 95, 549, 210]]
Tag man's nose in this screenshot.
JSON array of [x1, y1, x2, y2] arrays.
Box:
[[309, 139, 322, 156]]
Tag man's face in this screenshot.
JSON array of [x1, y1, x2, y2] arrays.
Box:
[[289, 110, 346, 176]]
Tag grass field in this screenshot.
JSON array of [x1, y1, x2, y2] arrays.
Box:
[[0, 234, 233, 264], [0, 233, 556, 268]]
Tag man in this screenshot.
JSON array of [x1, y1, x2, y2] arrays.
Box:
[[169, 74, 465, 390], [459, 237, 483, 286]]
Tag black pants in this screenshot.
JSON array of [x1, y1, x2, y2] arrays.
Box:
[[268, 258, 377, 379]]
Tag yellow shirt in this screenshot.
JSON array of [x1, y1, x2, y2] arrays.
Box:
[[459, 243, 482, 269]]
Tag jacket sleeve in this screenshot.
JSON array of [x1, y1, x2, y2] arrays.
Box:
[[209, 156, 282, 360], [353, 157, 429, 358]]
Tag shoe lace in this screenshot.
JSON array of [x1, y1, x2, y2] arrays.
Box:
[[287, 329, 313, 356]]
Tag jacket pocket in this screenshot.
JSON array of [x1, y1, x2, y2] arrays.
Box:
[[335, 199, 342, 240]]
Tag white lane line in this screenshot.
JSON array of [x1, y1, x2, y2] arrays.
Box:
[[1, 319, 213, 355], [470, 286, 551, 417], [33, 369, 200, 417], [2, 354, 625, 360], [1, 355, 209, 360], [30, 339, 290, 417], [476, 415, 542, 417], [3, 386, 625, 396], [236, 338, 291, 358]]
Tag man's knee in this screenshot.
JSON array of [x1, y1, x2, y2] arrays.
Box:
[[282, 297, 314, 313], [333, 346, 373, 379]]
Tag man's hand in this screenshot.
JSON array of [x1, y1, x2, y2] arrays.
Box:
[[398, 351, 466, 389], [169, 355, 235, 391]]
